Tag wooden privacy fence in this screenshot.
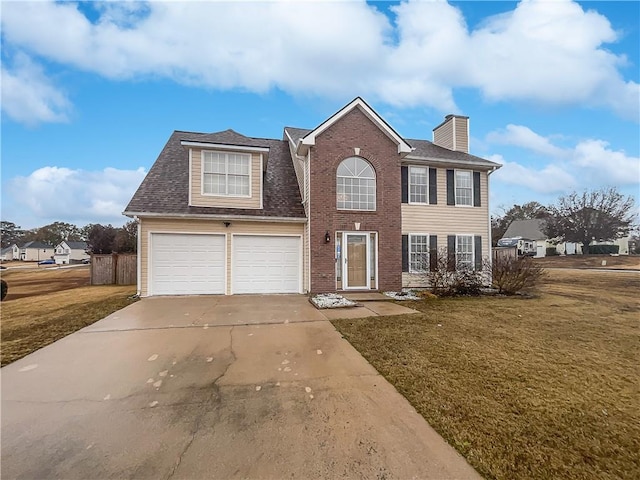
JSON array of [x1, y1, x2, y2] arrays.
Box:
[[91, 253, 137, 285], [492, 246, 517, 262]]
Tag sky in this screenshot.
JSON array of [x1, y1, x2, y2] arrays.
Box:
[[1, 0, 639, 229]]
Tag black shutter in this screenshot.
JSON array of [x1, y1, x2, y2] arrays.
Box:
[[446, 169, 455, 205], [402, 235, 409, 272], [474, 235, 483, 270], [473, 171, 481, 207], [401, 166, 408, 203], [429, 235, 438, 271], [447, 235, 456, 271], [429, 168, 437, 205]]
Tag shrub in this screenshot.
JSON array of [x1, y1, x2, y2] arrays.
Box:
[[587, 244, 619, 255], [546, 247, 558, 256], [491, 256, 546, 295], [1, 279, 7, 301], [422, 247, 485, 297]]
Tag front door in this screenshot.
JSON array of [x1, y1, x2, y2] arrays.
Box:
[[345, 233, 368, 289]]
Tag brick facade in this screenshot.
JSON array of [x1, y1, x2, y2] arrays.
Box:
[[309, 107, 402, 293]]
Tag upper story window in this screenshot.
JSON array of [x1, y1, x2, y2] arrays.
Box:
[[409, 166, 428, 204], [337, 157, 376, 211], [202, 151, 250, 197], [455, 170, 472, 206]]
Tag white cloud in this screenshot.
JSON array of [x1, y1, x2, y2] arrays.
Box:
[[487, 125, 640, 193], [487, 125, 567, 158], [0, 53, 71, 125], [0, 0, 637, 123], [489, 154, 577, 194], [9, 166, 146, 226]]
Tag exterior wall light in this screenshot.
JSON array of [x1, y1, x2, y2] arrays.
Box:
[[325, 231, 331, 243]]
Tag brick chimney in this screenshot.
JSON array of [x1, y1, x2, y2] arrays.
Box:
[[432, 114, 469, 153]]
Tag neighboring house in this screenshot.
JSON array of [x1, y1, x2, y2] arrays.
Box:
[[125, 97, 501, 296], [19, 241, 55, 262], [1, 244, 20, 261], [53, 241, 90, 265], [501, 219, 630, 256]]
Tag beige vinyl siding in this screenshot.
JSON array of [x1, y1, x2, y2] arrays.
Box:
[[454, 117, 469, 153], [433, 120, 454, 150], [140, 218, 306, 296], [22, 247, 55, 262], [402, 170, 489, 287], [287, 139, 307, 215], [190, 149, 262, 209]]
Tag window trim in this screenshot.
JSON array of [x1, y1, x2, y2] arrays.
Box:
[[408, 166, 429, 205], [336, 157, 376, 211], [455, 234, 475, 270], [454, 169, 473, 207], [408, 233, 430, 273], [201, 150, 252, 198]]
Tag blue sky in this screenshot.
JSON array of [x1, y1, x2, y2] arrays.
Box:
[[1, 0, 639, 229]]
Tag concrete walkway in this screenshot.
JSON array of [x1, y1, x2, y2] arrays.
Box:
[[2, 296, 480, 479]]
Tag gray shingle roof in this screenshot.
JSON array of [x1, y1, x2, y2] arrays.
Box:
[[65, 241, 88, 250], [125, 130, 305, 218], [21, 241, 53, 249], [405, 139, 501, 167], [502, 219, 547, 240], [284, 127, 500, 168]]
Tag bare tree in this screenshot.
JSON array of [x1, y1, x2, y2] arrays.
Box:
[[543, 188, 635, 254]]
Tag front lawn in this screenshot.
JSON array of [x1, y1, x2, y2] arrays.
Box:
[[1, 267, 136, 366], [332, 269, 639, 480]]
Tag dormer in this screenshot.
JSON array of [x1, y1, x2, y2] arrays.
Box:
[[181, 135, 269, 210]]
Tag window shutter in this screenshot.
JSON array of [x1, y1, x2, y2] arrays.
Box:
[[401, 166, 408, 203], [429, 168, 437, 205], [473, 171, 481, 207], [402, 235, 409, 272], [474, 235, 483, 270], [429, 235, 438, 271], [446, 169, 455, 205], [447, 235, 456, 271]]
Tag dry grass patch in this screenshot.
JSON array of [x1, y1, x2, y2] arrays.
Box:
[[332, 269, 640, 480], [534, 254, 640, 270], [1, 267, 136, 366]]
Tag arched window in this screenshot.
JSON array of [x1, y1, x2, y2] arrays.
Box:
[[336, 157, 376, 211]]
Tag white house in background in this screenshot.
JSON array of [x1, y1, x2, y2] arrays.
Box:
[[501, 219, 554, 257], [53, 241, 90, 265], [502, 218, 631, 256], [1, 244, 20, 261], [19, 241, 55, 261]]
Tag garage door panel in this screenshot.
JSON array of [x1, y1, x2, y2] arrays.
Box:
[[151, 234, 225, 295], [233, 236, 300, 294]]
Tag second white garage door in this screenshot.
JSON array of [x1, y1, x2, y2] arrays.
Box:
[[232, 235, 301, 294]]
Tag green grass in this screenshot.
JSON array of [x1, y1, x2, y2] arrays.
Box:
[[332, 269, 640, 480]]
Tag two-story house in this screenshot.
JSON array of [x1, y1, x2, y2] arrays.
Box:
[[53, 241, 90, 265], [125, 97, 500, 297]]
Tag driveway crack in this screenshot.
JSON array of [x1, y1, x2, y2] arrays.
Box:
[[165, 326, 236, 480]]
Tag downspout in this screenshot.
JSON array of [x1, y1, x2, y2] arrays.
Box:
[[486, 165, 500, 275], [135, 216, 141, 297]]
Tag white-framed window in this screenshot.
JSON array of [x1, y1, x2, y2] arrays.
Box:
[[337, 157, 376, 211], [456, 235, 474, 270], [409, 234, 430, 273], [409, 166, 428, 204], [455, 170, 472, 206], [202, 151, 251, 196]]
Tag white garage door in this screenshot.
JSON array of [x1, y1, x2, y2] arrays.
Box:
[[151, 234, 225, 295], [233, 235, 300, 294]]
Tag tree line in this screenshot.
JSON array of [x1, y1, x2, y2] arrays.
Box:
[[492, 187, 637, 254], [0, 220, 137, 254]]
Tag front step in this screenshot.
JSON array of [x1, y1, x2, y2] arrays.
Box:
[[341, 292, 393, 302]]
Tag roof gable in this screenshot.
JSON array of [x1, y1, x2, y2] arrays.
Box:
[[297, 97, 412, 156], [503, 219, 547, 240]]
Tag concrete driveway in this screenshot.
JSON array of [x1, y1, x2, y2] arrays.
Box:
[[2, 295, 481, 479]]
